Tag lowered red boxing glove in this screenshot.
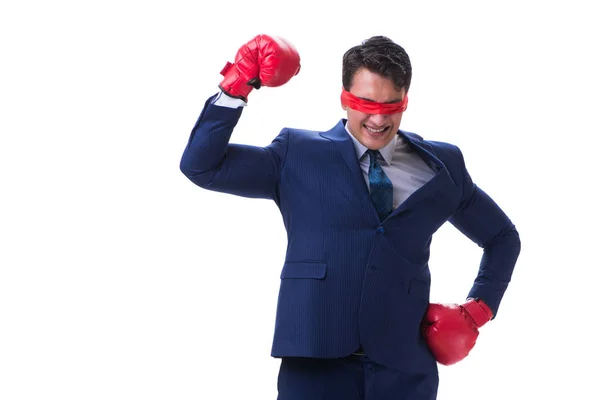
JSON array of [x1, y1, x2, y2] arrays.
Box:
[[219, 34, 301, 102], [422, 298, 493, 366]]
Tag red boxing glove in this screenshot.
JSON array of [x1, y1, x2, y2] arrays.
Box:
[[421, 298, 493, 366], [219, 34, 301, 102]]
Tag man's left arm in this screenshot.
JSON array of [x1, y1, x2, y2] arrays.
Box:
[[422, 145, 521, 366], [448, 147, 521, 315]]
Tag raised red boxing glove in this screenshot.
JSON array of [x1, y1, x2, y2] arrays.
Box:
[[219, 34, 301, 102], [421, 298, 493, 366]]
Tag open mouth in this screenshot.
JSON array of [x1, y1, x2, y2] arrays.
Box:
[[364, 125, 390, 135]]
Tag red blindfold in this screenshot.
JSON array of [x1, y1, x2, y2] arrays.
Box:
[[341, 89, 408, 115]]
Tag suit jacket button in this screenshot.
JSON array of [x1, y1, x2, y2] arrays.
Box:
[[376, 226, 385, 235]]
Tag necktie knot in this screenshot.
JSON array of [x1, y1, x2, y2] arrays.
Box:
[[366, 149, 380, 162]]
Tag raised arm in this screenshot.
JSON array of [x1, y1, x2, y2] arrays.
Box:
[[179, 34, 301, 201]]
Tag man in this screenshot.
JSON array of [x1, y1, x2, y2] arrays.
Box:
[[180, 34, 521, 400]]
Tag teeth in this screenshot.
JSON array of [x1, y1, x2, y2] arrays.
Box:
[[366, 126, 385, 133]]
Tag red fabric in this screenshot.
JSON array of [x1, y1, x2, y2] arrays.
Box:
[[341, 89, 408, 115]]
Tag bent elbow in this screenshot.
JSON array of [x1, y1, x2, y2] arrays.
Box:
[[504, 226, 521, 254], [179, 156, 216, 188]]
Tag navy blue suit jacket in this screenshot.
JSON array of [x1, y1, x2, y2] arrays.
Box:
[[180, 94, 521, 372]]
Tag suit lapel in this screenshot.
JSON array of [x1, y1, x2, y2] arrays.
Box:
[[319, 120, 379, 218], [389, 131, 457, 216], [319, 120, 363, 181]]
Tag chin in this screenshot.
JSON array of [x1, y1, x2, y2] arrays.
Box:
[[363, 133, 395, 150]]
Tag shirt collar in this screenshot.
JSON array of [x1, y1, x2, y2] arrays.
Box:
[[345, 122, 397, 165]]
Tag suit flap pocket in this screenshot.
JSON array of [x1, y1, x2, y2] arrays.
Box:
[[280, 262, 327, 279]]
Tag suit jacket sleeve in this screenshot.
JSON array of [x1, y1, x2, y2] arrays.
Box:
[[179, 94, 289, 202], [448, 146, 521, 317]]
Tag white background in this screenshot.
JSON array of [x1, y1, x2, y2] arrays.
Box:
[[1, 1, 598, 399]]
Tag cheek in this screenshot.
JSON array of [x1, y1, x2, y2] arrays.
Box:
[[388, 113, 402, 129], [348, 112, 369, 129], [390, 113, 403, 127]]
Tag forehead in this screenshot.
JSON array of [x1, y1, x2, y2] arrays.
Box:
[[350, 68, 405, 103]]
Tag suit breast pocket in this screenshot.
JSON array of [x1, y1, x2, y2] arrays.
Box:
[[280, 262, 327, 279]]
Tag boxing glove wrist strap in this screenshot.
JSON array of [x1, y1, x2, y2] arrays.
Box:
[[462, 298, 493, 328]]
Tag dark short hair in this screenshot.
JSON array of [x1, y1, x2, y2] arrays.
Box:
[[342, 36, 412, 93]]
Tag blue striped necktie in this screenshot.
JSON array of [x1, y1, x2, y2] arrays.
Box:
[[367, 149, 393, 221]]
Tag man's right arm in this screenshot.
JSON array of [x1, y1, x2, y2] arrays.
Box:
[[179, 92, 290, 200], [179, 34, 301, 201]]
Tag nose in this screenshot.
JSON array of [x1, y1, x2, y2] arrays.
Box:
[[368, 113, 387, 126]]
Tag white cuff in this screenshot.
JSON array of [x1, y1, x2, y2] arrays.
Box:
[[212, 91, 247, 108]]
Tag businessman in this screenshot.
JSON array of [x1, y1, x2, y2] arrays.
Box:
[[180, 34, 521, 400]]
